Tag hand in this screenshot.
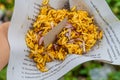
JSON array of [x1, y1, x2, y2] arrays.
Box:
[[0, 22, 10, 71]]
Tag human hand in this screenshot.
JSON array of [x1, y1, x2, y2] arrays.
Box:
[[0, 22, 10, 71]]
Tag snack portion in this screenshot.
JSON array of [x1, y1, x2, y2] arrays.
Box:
[[25, 0, 103, 72]]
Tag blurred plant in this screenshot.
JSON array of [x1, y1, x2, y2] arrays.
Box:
[[64, 61, 102, 80], [0, 0, 14, 21], [0, 67, 7, 80], [0, 0, 14, 10], [108, 72, 120, 80], [106, 0, 120, 19]]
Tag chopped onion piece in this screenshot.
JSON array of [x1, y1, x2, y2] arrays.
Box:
[[76, 38, 86, 53], [38, 31, 43, 34], [39, 37, 44, 45], [53, 44, 58, 50], [65, 29, 71, 40], [65, 23, 73, 28], [51, 22, 54, 29]]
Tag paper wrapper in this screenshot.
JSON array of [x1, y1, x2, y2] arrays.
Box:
[[8, 0, 120, 80]]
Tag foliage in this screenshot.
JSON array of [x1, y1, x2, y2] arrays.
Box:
[[106, 0, 120, 19], [64, 61, 102, 80], [108, 72, 120, 80], [0, 67, 7, 80], [0, 0, 14, 10]]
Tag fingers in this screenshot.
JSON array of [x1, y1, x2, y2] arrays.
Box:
[[0, 22, 10, 39], [0, 22, 10, 71]]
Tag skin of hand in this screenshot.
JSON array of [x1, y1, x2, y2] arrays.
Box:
[[0, 22, 10, 71]]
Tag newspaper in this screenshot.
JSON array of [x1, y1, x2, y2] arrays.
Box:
[[8, 0, 120, 80]]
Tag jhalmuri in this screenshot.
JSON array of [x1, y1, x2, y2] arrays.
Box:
[[25, 0, 103, 72]]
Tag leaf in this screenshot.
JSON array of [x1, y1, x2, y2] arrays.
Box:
[[72, 77, 78, 80], [79, 69, 88, 75]]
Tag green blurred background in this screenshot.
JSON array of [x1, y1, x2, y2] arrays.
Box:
[[0, 0, 120, 80]]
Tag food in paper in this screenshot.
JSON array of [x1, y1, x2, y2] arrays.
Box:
[[25, 0, 103, 72]]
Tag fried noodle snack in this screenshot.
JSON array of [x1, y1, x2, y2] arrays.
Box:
[[25, 0, 103, 72]]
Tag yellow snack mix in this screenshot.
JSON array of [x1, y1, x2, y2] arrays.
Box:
[[25, 0, 103, 72]]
